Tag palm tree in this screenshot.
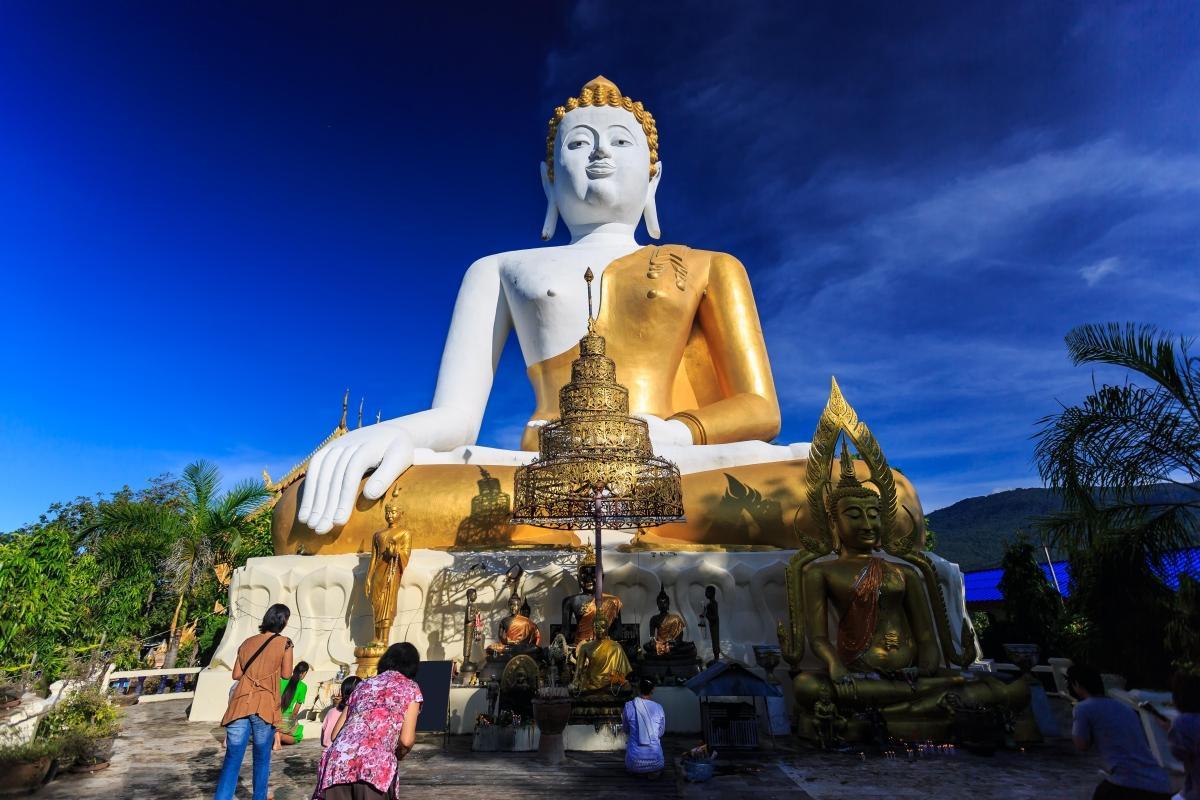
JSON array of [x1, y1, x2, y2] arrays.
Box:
[[90, 460, 270, 667], [1034, 322, 1200, 557]]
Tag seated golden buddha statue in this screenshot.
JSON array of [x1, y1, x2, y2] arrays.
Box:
[[571, 613, 632, 694], [781, 390, 1029, 743], [485, 594, 542, 658], [269, 76, 924, 556]]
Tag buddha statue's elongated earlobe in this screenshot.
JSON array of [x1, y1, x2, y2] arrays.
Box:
[[540, 161, 559, 241], [643, 161, 663, 240]]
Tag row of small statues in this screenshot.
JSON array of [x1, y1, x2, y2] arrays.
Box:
[[359, 429, 1035, 744], [460, 559, 722, 695]]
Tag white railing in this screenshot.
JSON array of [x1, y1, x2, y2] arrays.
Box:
[[106, 666, 202, 703]]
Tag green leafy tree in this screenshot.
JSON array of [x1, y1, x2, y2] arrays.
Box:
[[1034, 323, 1198, 685], [1065, 542, 1173, 686], [88, 461, 269, 667], [1166, 575, 1200, 672], [996, 535, 1062, 654], [0, 526, 101, 679]]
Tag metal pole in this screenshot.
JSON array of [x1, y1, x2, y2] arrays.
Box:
[[1043, 543, 1066, 608], [593, 488, 604, 605]]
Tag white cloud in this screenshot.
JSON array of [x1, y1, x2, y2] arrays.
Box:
[[1079, 256, 1120, 286]]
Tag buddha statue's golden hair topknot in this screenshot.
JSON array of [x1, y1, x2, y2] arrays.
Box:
[[545, 75, 659, 183], [827, 440, 879, 513]]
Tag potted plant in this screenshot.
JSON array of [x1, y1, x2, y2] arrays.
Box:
[[39, 686, 121, 773], [531, 686, 572, 765], [0, 738, 61, 795]]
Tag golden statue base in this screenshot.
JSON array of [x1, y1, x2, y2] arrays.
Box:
[[354, 642, 387, 678]]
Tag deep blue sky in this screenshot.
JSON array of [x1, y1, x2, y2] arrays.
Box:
[[2, 2, 1198, 530]]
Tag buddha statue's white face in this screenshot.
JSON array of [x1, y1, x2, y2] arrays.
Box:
[[549, 105, 657, 231]]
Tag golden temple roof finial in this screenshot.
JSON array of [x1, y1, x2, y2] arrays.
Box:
[[357, 396, 364, 429], [339, 389, 349, 431], [584, 267, 596, 332]]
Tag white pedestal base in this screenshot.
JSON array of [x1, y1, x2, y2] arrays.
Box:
[[190, 546, 972, 724]]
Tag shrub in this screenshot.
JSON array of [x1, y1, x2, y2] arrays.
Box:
[[39, 685, 121, 740], [0, 736, 62, 766]]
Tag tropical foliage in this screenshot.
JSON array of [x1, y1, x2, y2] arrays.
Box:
[[1034, 323, 1200, 686], [0, 462, 272, 684], [1035, 323, 1199, 555], [986, 535, 1062, 658]]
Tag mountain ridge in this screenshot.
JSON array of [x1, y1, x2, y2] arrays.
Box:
[[926, 484, 1198, 571]]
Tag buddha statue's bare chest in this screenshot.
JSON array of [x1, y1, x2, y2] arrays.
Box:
[[501, 247, 629, 318], [499, 245, 707, 367]]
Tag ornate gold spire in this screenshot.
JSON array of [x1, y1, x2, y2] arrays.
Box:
[[511, 272, 684, 529]]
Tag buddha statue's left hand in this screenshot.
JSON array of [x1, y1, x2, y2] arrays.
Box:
[[635, 414, 693, 449]]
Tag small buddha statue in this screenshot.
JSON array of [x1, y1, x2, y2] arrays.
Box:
[[812, 685, 847, 751], [699, 585, 722, 663], [460, 588, 485, 676], [356, 489, 411, 676], [486, 594, 542, 658], [642, 587, 695, 659], [571, 613, 632, 694], [561, 552, 623, 647]]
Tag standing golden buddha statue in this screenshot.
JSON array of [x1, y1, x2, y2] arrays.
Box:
[[355, 487, 412, 677]]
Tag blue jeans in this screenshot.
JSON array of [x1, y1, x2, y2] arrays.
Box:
[[214, 714, 274, 800]]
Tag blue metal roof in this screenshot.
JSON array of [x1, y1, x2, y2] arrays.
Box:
[[963, 546, 1200, 604], [684, 659, 783, 697]]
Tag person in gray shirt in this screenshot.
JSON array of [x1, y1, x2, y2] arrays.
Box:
[[1169, 671, 1200, 800], [1069, 664, 1173, 800]]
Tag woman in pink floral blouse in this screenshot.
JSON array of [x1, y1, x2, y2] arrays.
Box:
[[314, 643, 423, 800]]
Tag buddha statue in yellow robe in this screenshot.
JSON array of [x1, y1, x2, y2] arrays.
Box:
[[269, 76, 924, 555], [571, 613, 632, 694]]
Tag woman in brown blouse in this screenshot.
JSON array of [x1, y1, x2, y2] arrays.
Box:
[[214, 603, 294, 800]]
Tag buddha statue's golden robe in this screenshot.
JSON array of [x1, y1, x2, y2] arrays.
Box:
[[574, 637, 633, 692], [271, 245, 925, 555], [524, 245, 779, 448]]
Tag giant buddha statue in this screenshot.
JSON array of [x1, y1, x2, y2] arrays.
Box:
[[270, 75, 925, 555], [781, 385, 1029, 743]]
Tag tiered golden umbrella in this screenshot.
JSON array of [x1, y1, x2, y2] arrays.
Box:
[[512, 269, 685, 601]]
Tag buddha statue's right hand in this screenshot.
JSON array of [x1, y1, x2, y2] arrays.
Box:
[[298, 422, 415, 534]]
